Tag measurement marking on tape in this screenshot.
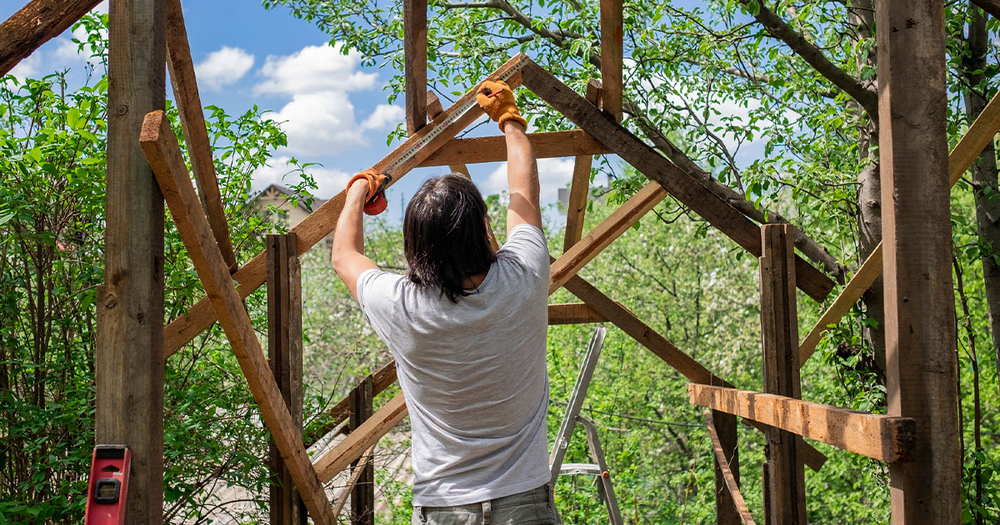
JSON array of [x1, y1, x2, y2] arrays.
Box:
[[383, 62, 525, 176]]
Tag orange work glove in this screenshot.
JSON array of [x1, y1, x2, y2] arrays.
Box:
[[346, 169, 391, 215], [475, 80, 526, 132]]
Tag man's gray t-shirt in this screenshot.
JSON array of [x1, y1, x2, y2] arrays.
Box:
[[356, 224, 551, 507]]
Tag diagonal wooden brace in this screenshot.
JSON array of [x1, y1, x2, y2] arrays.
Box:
[[162, 54, 529, 357], [140, 111, 337, 525], [519, 59, 835, 303]]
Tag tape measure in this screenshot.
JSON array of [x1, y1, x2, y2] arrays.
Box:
[[383, 61, 526, 176]]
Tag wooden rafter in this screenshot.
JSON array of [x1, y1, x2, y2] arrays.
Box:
[[419, 130, 611, 167], [798, 85, 1000, 365], [549, 181, 666, 293], [163, 55, 529, 357], [689, 384, 916, 463], [314, 392, 408, 483], [404, 0, 428, 134], [564, 79, 603, 252], [165, 0, 238, 271], [140, 111, 337, 525], [519, 59, 836, 302], [305, 360, 397, 447], [425, 91, 471, 177], [705, 411, 756, 525], [548, 303, 607, 325], [599, 0, 623, 122], [0, 0, 101, 77]]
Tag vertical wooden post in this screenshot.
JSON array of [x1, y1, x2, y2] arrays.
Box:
[[404, 0, 428, 134], [759, 224, 806, 525], [599, 0, 623, 122], [875, 2, 961, 523], [96, 0, 165, 522], [563, 79, 603, 252], [350, 375, 375, 525], [267, 234, 305, 525], [712, 410, 740, 525]]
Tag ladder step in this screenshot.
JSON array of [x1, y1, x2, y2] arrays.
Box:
[[559, 463, 602, 477]]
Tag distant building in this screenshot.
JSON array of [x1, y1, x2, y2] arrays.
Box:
[[249, 184, 333, 249]]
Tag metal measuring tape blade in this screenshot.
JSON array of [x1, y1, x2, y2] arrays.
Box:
[[382, 61, 526, 177]]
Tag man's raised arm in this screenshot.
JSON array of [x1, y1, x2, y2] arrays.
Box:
[[475, 81, 541, 234]]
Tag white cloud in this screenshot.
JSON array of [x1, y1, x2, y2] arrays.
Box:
[[270, 91, 365, 156], [195, 46, 255, 91], [483, 158, 576, 206], [9, 54, 41, 81], [254, 44, 377, 96], [361, 104, 404, 131], [252, 156, 352, 198]]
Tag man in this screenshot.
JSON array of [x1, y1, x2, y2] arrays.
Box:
[[331, 79, 559, 524]]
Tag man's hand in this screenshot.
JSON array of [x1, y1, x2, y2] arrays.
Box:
[[332, 171, 380, 301], [346, 168, 390, 215], [476, 80, 527, 132]]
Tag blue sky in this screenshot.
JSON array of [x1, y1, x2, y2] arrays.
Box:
[[4, 0, 595, 224]]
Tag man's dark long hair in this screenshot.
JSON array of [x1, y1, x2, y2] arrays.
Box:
[[404, 174, 497, 302]]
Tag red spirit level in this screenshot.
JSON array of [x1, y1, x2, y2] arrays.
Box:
[[84, 445, 131, 525]]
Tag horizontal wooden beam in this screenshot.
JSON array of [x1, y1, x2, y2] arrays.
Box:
[[519, 59, 835, 303], [163, 54, 529, 357], [550, 182, 666, 294], [548, 303, 607, 325], [705, 410, 757, 525], [799, 86, 1000, 365], [689, 384, 916, 463], [419, 130, 612, 167], [304, 360, 397, 447], [0, 0, 101, 77], [140, 110, 337, 524], [314, 392, 408, 483]]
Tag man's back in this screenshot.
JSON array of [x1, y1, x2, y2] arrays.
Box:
[[356, 224, 550, 506]]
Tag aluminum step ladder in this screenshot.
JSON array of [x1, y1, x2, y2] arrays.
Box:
[[548, 327, 623, 525]]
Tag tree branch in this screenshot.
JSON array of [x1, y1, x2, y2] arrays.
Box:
[[738, 0, 879, 119]]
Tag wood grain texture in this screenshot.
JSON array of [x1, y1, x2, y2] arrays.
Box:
[[599, 0, 623, 122], [564, 80, 603, 251], [404, 0, 427, 134], [689, 384, 916, 463], [420, 130, 612, 167], [520, 60, 835, 302], [305, 361, 397, 447], [314, 392, 408, 483], [425, 91, 471, 177], [165, 0, 236, 271], [0, 0, 101, 77], [140, 111, 336, 525], [759, 225, 806, 525], [163, 55, 528, 357], [705, 411, 754, 525], [547, 303, 607, 325], [349, 376, 375, 525], [799, 87, 1000, 366], [550, 182, 665, 293], [876, 2, 960, 521], [95, 0, 165, 521]]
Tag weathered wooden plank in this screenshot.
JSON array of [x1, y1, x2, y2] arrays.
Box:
[[560, 271, 827, 472], [350, 376, 375, 525], [599, 0, 623, 122], [548, 303, 607, 325], [550, 182, 666, 293], [165, 0, 237, 271], [331, 446, 375, 518], [420, 130, 612, 167], [315, 392, 408, 484], [759, 224, 806, 525], [564, 80, 604, 251], [140, 111, 337, 525], [163, 55, 528, 357], [0, 0, 102, 77], [876, 2, 960, 522], [689, 384, 917, 463], [799, 87, 1000, 365], [705, 411, 754, 525], [520, 59, 835, 302], [404, 0, 427, 134], [267, 234, 305, 525], [95, 0, 165, 521], [304, 361, 397, 448]]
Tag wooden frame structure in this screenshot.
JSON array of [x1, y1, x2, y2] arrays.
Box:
[[0, 0, 966, 523]]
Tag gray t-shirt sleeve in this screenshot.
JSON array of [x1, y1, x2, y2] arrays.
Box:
[[356, 268, 402, 343], [497, 224, 549, 280]]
